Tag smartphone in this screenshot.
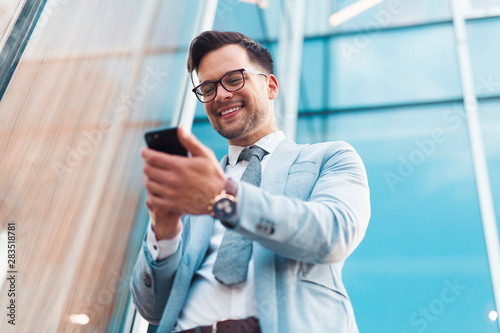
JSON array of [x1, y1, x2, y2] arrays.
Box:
[[144, 127, 188, 156]]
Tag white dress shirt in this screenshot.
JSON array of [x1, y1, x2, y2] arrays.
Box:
[[145, 130, 286, 331]]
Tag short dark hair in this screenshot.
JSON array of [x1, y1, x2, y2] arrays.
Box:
[[187, 31, 274, 75]]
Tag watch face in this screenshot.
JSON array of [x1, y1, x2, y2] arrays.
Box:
[[214, 198, 237, 220]]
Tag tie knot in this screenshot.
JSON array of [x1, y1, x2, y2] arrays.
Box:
[[237, 145, 268, 163]]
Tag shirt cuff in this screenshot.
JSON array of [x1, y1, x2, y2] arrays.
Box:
[[146, 220, 182, 261]]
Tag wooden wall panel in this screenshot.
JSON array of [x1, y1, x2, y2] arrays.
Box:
[[56, 126, 150, 332], [0, 0, 190, 331], [0, 45, 148, 333]]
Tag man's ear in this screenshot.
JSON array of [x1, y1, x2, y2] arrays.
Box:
[[268, 74, 279, 100]]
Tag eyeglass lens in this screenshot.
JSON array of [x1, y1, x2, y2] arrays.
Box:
[[197, 70, 244, 102]]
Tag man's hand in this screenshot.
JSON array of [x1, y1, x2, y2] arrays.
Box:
[[142, 127, 226, 240]]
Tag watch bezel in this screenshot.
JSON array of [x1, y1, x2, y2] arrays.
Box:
[[207, 179, 239, 227]]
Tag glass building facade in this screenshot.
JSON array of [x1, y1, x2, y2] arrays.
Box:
[[0, 0, 499, 332]]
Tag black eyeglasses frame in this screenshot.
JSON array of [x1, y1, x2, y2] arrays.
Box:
[[192, 68, 268, 103]]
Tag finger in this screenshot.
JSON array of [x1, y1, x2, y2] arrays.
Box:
[[142, 147, 184, 170], [143, 163, 181, 188], [178, 126, 210, 157], [144, 178, 167, 198], [147, 191, 179, 212]]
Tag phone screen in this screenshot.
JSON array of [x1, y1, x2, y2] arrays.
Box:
[[144, 127, 188, 156]]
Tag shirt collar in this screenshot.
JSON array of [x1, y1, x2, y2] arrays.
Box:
[[227, 130, 286, 167]]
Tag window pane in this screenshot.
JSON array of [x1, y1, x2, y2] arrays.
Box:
[[213, 1, 266, 41], [305, 0, 452, 36], [479, 99, 500, 242], [149, 0, 201, 50], [471, 0, 500, 9], [191, 120, 228, 160], [299, 39, 326, 111], [129, 51, 188, 124], [328, 23, 462, 108], [467, 17, 500, 98], [296, 103, 496, 332]]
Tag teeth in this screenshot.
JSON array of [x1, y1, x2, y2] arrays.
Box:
[[221, 106, 241, 116]]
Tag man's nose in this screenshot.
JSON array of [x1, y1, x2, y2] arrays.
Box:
[[215, 83, 233, 102]]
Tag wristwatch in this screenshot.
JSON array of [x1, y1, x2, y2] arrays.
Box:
[[207, 178, 238, 228]]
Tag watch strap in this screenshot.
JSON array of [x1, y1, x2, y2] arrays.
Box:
[[224, 178, 238, 196]]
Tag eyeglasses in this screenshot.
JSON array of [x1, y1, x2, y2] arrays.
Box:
[[192, 68, 268, 103]]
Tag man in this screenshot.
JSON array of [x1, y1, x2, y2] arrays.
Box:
[[131, 31, 370, 333]]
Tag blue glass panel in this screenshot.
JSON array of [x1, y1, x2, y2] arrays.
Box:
[[129, 51, 188, 123], [479, 99, 500, 243], [194, 100, 208, 118], [328, 23, 462, 109], [303, 0, 336, 37], [191, 120, 228, 160], [471, 0, 500, 8], [213, 1, 265, 41], [334, 0, 451, 32], [299, 39, 326, 111], [296, 103, 496, 332], [467, 17, 500, 98], [256, 0, 282, 40], [304, 0, 452, 37], [150, 0, 201, 50]]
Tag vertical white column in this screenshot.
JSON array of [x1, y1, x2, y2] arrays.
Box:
[[172, 0, 219, 131], [275, 0, 307, 141], [451, 0, 500, 330]]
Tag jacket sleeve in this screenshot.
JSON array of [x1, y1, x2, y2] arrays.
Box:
[[234, 142, 370, 264], [129, 234, 183, 324]]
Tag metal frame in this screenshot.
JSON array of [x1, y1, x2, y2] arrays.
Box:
[[275, 0, 306, 140], [451, 0, 500, 330], [0, 0, 47, 101]]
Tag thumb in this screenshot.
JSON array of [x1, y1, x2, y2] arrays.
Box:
[[177, 126, 209, 157]]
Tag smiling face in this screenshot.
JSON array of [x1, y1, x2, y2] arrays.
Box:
[[197, 44, 279, 146]]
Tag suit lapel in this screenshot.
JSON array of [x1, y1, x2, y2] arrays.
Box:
[[261, 139, 304, 195], [219, 154, 228, 169]]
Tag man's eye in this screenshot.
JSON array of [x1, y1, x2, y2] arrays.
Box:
[[202, 86, 215, 96], [227, 78, 243, 86], [225, 74, 243, 86]]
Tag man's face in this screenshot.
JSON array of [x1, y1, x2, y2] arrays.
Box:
[[197, 44, 278, 146]]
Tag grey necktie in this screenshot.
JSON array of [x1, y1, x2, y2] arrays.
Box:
[[213, 145, 268, 285]]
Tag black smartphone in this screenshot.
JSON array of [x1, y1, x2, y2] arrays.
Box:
[[144, 127, 188, 156]]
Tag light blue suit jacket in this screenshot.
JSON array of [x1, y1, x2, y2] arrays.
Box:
[[130, 139, 371, 332]]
